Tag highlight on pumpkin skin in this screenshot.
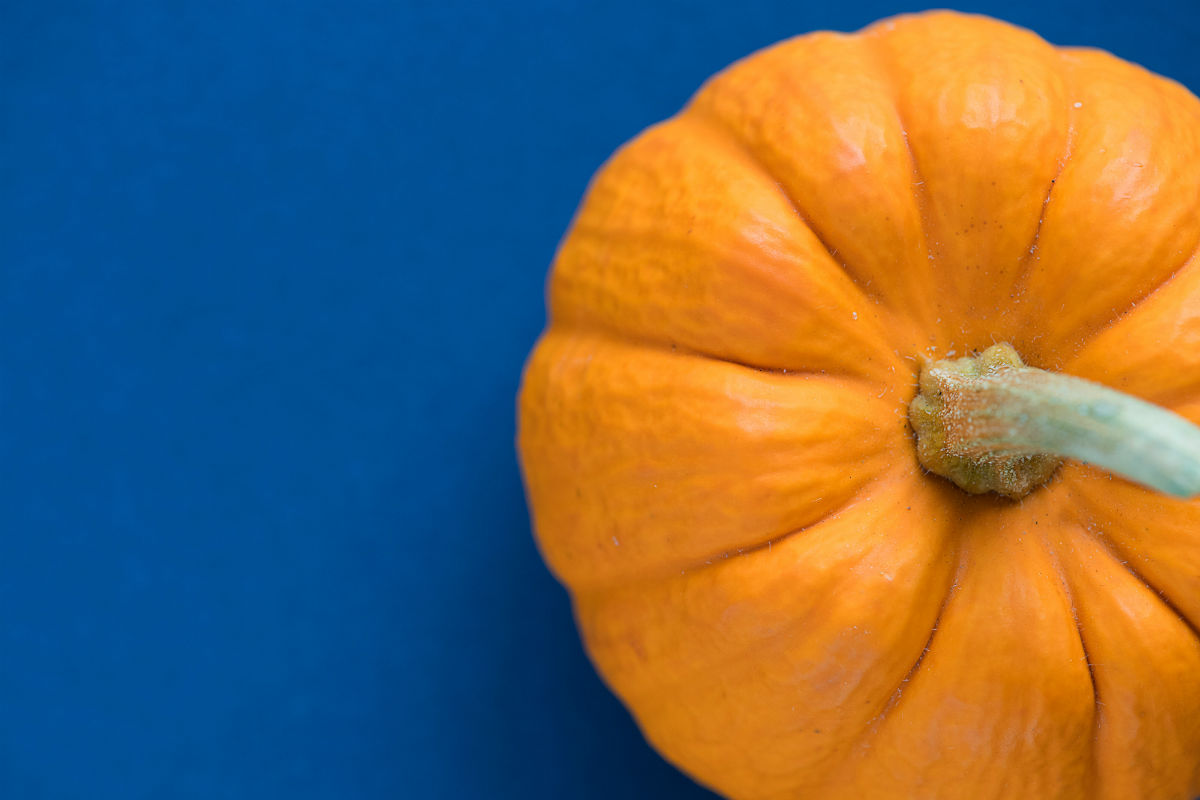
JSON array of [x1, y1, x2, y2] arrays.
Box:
[[549, 109, 913, 381], [519, 330, 905, 589], [909, 343, 1200, 499], [1050, 519, 1200, 800], [862, 11, 1074, 344], [816, 492, 1099, 800], [573, 470, 964, 800]]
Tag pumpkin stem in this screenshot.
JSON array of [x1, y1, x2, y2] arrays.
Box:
[[908, 343, 1200, 499]]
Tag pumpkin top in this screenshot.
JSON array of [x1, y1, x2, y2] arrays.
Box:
[[909, 343, 1062, 497], [519, 10, 1200, 800]]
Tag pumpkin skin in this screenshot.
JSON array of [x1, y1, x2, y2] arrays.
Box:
[[517, 10, 1200, 800]]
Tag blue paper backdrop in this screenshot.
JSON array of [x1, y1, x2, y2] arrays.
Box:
[[4, 1, 1199, 797]]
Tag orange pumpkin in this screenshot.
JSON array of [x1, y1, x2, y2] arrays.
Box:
[[518, 11, 1200, 800]]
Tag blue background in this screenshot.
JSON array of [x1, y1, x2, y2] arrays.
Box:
[[4, 1, 1199, 797]]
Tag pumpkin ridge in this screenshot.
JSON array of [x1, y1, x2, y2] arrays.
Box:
[[1037, 528, 1102, 793], [1016, 48, 1200, 359], [859, 22, 934, 276], [590, 493, 898, 709], [673, 469, 889, 579], [816, 531, 968, 791], [681, 107, 893, 313], [1004, 53, 1078, 323], [546, 323, 888, 383], [863, 13, 1088, 357], [552, 220, 902, 377], [1084, 520, 1200, 645], [868, 567, 955, 721], [1065, 243, 1200, 362], [1053, 522, 1200, 798]]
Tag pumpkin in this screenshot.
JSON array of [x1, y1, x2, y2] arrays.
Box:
[[517, 10, 1200, 800]]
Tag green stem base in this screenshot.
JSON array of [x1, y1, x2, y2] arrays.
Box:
[[908, 343, 1200, 500]]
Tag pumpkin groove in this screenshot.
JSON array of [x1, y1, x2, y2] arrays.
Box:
[[686, 111, 866, 298], [1082, 517, 1200, 644], [1028, 532, 1100, 798]]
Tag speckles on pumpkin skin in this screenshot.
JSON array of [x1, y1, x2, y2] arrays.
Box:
[[625, 634, 648, 663]]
